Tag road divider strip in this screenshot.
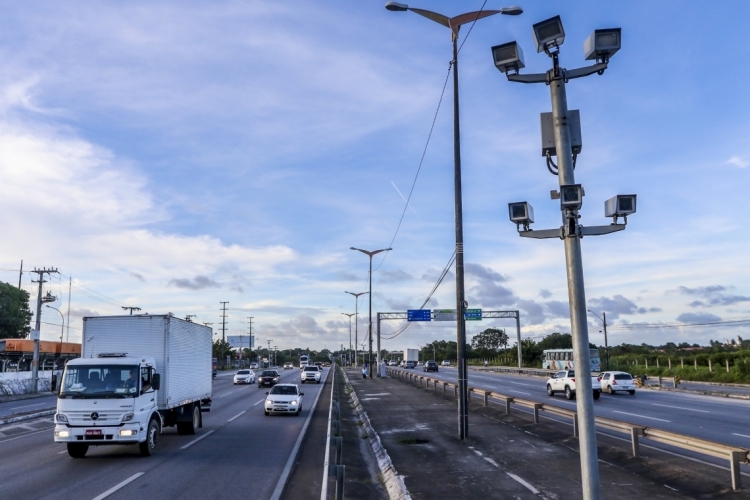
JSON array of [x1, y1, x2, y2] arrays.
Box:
[[91, 472, 144, 500], [387, 366, 750, 491], [0, 409, 55, 425]]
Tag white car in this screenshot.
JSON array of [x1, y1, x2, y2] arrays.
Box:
[[250, 363, 258, 370], [264, 384, 304, 416], [546, 370, 602, 400], [233, 369, 255, 385], [600, 371, 637, 395], [301, 365, 321, 383], [441, 360, 451, 366]]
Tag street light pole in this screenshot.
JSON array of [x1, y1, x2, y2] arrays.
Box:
[[350, 247, 391, 378], [385, 1, 522, 440], [588, 310, 609, 370], [46, 305, 65, 354], [345, 291, 368, 368], [342, 313, 355, 367]]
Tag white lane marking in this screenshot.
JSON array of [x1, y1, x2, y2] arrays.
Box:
[[484, 457, 499, 467], [506, 473, 540, 494], [507, 381, 533, 387], [472, 449, 483, 456], [253, 399, 265, 406], [58, 450, 67, 454], [613, 411, 671, 422], [218, 390, 236, 398], [733, 433, 750, 439], [364, 393, 390, 396], [652, 403, 709, 413], [180, 430, 215, 450], [0, 428, 50, 444], [91, 472, 144, 500], [227, 411, 246, 422], [11, 402, 46, 410], [507, 390, 531, 395]]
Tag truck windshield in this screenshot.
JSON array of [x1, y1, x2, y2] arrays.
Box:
[[59, 364, 140, 398]]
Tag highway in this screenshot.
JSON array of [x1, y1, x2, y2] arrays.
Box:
[[0, 394, 57, 419], [396, 366, 750, 449], [0, 367, 328, 500]]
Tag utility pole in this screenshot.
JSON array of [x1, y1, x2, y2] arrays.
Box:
[[247, 316, 254, 353], [220, 301, 229, 342], [66, 277, 71, 342], [30, 268, 59, 393], [122, 306, 141, 315], [267, 339, 272, 367], [603, 312, 609, 370], [18, 260, 22, 289]]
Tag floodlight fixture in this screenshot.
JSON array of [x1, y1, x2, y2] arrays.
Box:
[[559, 184, 583, 210], [604, 194, 636, 219], [508, 201, 534, 226], [532, 15, 564, 53], [492, 41, 525, 73], [385, 1, 408, 11], [584, 28, 621, 62]]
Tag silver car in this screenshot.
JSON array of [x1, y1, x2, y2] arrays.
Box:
[[233, 369, 255, 385], [264, 384, 304, 416]]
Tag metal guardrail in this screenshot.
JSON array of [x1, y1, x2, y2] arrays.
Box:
[[387, 366, 749, 490], [321, 365, 344, 500]]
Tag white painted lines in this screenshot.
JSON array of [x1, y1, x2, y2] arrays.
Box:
[[227, 411, 246, 422], [218, 390, 237, 398], [91, 472, 144, 500], [180, 430, 215, 450], [506, 390, 532, 396], [651, 403, 709, 413], [11, 402, 46, 410], [613, 411, 671, 422], [364, 393, 390, 396], [732, 433, 750, 439], [506, 473, 541, 494], [484, 457, 499, 467], [253, 399, 265, 406]]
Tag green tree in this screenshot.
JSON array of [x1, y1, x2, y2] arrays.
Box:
[[0, 282, 33, 339], [212, 339, 233, 366], [471, 328, 508, 351]]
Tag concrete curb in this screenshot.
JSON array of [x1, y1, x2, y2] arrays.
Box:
[[1, 408, 56, 425], [341, 370, 411, 500], [641, 385, 750, 400]]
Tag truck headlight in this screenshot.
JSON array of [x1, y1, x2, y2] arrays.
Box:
[[122, 413, 134, 422], [119, 429, 138, 437], [55, 430, 70, 438], [56, 413, 68, 423]]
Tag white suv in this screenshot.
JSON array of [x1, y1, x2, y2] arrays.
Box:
[[301, 365, 321, 384]]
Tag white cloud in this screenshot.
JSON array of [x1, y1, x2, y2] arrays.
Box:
[[726, 156, 749, 168]]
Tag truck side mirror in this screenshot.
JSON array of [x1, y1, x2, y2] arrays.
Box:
[[152, 374, 161, 390]]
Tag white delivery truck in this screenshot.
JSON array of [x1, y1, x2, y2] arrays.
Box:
[[404, 349, 419, 369], [54, 315, 212, 458]]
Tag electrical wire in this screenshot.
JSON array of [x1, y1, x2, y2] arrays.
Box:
[[456, 0, 488, 55]]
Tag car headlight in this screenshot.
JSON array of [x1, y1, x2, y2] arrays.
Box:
[[290, 400, 298, 405], [266, 399, 272, 404], [122, 413, 134, 422], [56, 413, 68, 423]]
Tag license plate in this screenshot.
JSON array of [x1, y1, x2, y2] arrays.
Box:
[[85, 429, 102, 436]]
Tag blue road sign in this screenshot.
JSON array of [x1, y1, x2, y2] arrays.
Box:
[[465, 309, 482, 321], [407, 309, 432, 322]]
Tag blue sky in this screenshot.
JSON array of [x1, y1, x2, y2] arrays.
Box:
[[1, 1, 749, 351]]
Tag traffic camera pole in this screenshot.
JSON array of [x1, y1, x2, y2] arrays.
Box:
[[549, 55, 600, 499]]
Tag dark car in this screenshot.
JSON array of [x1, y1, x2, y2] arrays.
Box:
[[258, 370, 281, 387], [423, 360, 438, 372]]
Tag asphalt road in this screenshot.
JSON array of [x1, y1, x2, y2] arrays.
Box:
[[0, 367, 329, 500], [0, 394, 58, 418], [397, 366, 750, 449]]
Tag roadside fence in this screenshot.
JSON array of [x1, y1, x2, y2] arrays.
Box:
[[321, 364, 344, 500]]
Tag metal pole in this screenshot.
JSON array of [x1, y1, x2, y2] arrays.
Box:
[[32, 276, 44, 394], [603, 312, 609, 370], [549, 54, 600, 500], [515, 311, 522, 368], [368, 255, 373, 379], [377, 313, 381, 375], [452, 34, 469, 440]]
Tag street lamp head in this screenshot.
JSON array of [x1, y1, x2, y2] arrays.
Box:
[[604, 194, 636, 220], [499, 6, 523, 15], [560, 184, 584, 211], [385, 1, 408, 11], [508, 201, 534, 226], [532, 15, 565, 53], [492, 41, 525, 73], [584, 28, 621, 62]]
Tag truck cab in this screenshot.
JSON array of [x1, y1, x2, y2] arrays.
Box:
[[54, 353, 162, 458]]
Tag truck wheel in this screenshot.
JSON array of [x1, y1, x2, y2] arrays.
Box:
[[608, 386, 614, 395], [178, 405, 200, 435], [565, 386, 575, 400], [593, 391, 601, 400], [547, 384, 555, 396], [67, 443, 89, 458], [139, 418, 160, 456]]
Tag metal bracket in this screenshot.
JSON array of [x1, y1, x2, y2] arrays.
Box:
[[564, 62, 608, 81], [518, 228, 562, 239], [507, 72, 548, 84], [580, 224, 626, 236]]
